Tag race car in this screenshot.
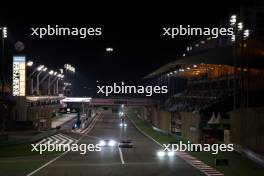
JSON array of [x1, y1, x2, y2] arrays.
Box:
[[119, 118, 127, 127], [118, 139, 133, 148], [98, 139, 117, 147]]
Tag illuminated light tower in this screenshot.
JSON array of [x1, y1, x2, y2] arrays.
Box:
[[2, 27, 7, 38], [43, 67, 47, 72], [237, 22, 243, 31], [26, 61, 34, 67], [229, 15, 237, 42], [231, 35, 236, 42], [243, 29, 250, 40], [64, 64, 75, 73], [37, 65, 44, 71], [106, 47, 114, 52], [179, 69, 185, 72], [230, 15, 237, 26]]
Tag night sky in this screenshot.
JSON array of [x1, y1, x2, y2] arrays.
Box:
[[0, 0, 257, 95]]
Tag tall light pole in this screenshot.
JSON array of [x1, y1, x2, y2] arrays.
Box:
[[64, 64, 75, 96], [36, 65, 45, 95], [63, 82, 71, 95], [53, 77, 60, 95], [26, 60, 34, 95], [230, 14, 238, 110], [56, 74, 64, 95], [48, 70, 54, 95], [56, 75, 60, 95]]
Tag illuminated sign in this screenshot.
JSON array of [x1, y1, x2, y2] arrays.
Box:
[[13, 56, 26, 96]]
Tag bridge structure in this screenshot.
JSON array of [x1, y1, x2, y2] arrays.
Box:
[[61, 97, 158, 106], [59, 97, 159, 129]]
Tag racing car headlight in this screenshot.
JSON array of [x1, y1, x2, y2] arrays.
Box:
[[108, 140, 116, 146], [99, 140, 106, 146], [157, 150, 165, 157], [167, 151, 175, 157]]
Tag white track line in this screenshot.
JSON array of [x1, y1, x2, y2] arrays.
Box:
[[27, 113, 102, 176], [27, 149, 69, 176], [43, 137, 53, 145], [59, 133, 77, 142], [118, 147, 125, 165], [57, 134, 74, 145], [50, 136, 59, 144], [129, 119, 163, 147], [55, 134, 67, 144], [129, 118, 223, 176]]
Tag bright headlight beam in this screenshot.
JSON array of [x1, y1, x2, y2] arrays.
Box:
[[167, 151, 175, 156], [108, 140, 116, 146], [99, 140, 106, 146], [157, 151, 165, 157]]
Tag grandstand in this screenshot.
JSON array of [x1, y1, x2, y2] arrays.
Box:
[[145, 6, 264, 157]]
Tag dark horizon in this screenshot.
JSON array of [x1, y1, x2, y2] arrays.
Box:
[[1, 2, 250, 81]]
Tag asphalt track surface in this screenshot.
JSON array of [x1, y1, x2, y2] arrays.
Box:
[[31, 111, 205, 176]]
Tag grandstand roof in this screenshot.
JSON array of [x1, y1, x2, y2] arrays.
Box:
[[146, 40, 264, 78]]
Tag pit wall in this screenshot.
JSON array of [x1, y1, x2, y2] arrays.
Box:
[[132, 107, 201, 143], [132, 106, 159, 126], [132, 107, 200, 143], [133, 106, 264, 152], [149, 108, 201, 143], [157, 110, 171, 132], [152, 110, 200, 143], [179, 112, 201, 143]]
